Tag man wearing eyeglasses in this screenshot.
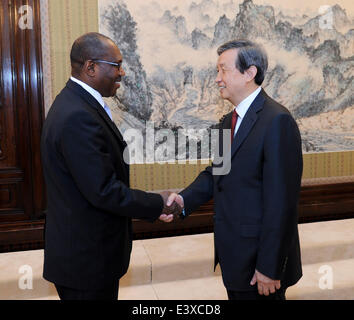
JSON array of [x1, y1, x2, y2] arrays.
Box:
[[41, 32, 181, 300]]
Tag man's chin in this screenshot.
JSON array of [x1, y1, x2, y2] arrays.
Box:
[[219, 92, 233, 105], [219, 89, 228, 99], [108, 83, 120, 97]]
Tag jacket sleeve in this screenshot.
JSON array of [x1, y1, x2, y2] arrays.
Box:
[[179, 113, 230, 216], [256, 113, 303, 279], [180, 165, 214, 216], [59, 108, 163, 220]]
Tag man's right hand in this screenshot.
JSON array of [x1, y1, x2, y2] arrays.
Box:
[[159, 191, 183, 222], [166, 192, 184, 208]]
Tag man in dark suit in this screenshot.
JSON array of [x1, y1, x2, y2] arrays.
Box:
[[167, 40, 303, 300], [41, 32, 179, 300]]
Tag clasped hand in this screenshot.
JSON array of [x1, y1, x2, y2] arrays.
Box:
[[158, 192, 184, 223]]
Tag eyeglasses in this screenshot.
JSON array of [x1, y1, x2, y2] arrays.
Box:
[[92, 59, 122, 71]]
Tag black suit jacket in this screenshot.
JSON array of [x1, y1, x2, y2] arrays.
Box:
[[41, 80, 163, 290], [180, 89, 303, 291]]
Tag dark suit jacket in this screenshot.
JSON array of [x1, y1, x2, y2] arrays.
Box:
[[41, 79, 163, 290], [180, 89, 303, 291]]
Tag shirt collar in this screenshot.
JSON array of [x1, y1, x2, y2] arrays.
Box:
[[70, 76, 106, 109], [234, 86, 262, 118]]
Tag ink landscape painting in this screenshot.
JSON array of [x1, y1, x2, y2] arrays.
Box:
[[99, 0, 354, 159]]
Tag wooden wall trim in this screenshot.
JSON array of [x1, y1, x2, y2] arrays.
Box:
[[1, 181, 353, 252], [0, 0, 46, 224]]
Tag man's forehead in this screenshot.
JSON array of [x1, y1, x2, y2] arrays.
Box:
[[106, 43, 123, 61], [114, 47, 123, 61], [115, 51, 123, 61], [217, 48, 238, 65]]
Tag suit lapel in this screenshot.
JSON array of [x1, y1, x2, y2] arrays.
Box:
[[66, 80, 126, 147], [231, 90, 265, 158], [95, 102, 125, 144], [215, 89, 266, 184]]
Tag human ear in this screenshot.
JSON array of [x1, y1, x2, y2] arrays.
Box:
[[83, 60, 96, 78], [245, 65, 257, 82]]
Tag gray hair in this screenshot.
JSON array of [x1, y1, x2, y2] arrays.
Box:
[[217, 39, 268, 85]]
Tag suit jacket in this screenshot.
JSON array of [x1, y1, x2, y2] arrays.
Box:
[[41, 79, 163, 290], [180, 89, 303, 291]]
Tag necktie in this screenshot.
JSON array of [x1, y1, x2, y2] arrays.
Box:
[[103, 103, 113, 120], [231, 109, 238, 142]]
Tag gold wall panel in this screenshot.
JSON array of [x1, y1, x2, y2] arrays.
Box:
[[303, 151, 353, 180], [48, 0, 99, 100], [130, 151, 354, 191]]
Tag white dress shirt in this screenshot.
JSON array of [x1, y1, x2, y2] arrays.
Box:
[[70, 76, 113, 120], [233, 86, 262, 137]]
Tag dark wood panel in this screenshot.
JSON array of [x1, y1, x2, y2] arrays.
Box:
[[0, 188, 10, 204], [0, 220, 44, 252], [0, 1, 17, 168], [0, 182, 20, 209], [298, 182, 354, 223], [0, 170, 25, 216], [1, 181, 353, 252], [0, 0, 46, 226], [0, 180, 28, 222], [19, 0, 46, 218]]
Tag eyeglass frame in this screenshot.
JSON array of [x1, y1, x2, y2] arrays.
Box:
[[71, 57, 122, 70], [91, 59, 122, 71]]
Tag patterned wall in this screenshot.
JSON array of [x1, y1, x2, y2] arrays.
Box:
[[40, 0, 354, 191], [41, 0, 99, 114], [99, 0, 354, 154]]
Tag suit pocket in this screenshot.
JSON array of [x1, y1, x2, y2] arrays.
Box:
[[240, 225, 261, 238]]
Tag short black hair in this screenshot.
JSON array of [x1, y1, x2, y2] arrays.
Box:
[[70, 32, 114, 72], [217, 39, 268, 85]]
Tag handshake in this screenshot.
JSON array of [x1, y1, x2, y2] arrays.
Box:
[[158, 191, 184, 223]]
